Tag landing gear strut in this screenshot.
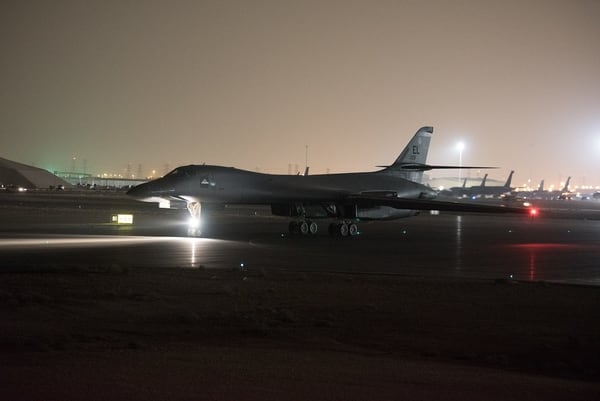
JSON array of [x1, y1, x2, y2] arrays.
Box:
[[187, 201, 202, 236]]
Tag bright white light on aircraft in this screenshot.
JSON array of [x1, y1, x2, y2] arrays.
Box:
[[188, 217, 201, 229], [456, 142, 465, 151]]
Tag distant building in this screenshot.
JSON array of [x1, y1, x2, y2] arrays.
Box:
[[53, 171, 148, 189], [0, 157, 71, 189]]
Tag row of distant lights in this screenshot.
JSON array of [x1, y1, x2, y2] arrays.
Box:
[[516, 184, 600, 191], [99, 171, 161, 180]]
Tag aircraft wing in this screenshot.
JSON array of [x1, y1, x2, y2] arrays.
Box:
[[376, 164, 498, 171], [348, 194, 534, 215]]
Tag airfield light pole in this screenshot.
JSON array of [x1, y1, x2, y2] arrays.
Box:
[[457, 142, 464, 185], [305, 145, 308, 173]]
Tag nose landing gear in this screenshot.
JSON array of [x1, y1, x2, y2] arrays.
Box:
[[187, 201, 202, 236]]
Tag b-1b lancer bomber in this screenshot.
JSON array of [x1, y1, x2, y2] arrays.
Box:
[[127, 127, 533, 236]]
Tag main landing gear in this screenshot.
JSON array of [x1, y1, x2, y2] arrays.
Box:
[[288, 220, 360, 237], [328, 221, 359, 237], [288, 220, 318, 236]]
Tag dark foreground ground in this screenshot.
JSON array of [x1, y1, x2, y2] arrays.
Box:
[[1, 266, 599, 401], [1, 191, 600, 400]]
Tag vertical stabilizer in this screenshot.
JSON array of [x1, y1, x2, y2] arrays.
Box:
[[504, 171, 514, 188], [561, 177, 571, 192], [391, 126, 433, 167], [386, 126, 433, 183], [480, 174, 488, 187], [538, 180, 544, 192], [462, 177, 467, 188]]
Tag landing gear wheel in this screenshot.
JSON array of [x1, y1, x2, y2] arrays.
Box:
[[329, 222, 358, 237], [339, 223, 349, 237], [308, 221, 318, 235], [299, 220, 309, 235]]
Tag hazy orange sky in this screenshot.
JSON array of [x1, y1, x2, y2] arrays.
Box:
[[1, 0, 599, 188]]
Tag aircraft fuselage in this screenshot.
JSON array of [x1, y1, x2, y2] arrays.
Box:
[[127, 165, 435, 220]]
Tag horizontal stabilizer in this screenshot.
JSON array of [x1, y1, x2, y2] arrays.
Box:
[[377, 164, 497, 171]]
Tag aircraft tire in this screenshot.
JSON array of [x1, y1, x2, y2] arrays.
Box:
[[308, 221, 318, 235], [299, 221, 310, 235], [348, 223, 358, 236], [339, 223, 349, 237]]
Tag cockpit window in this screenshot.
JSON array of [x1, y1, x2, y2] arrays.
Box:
[[165, 167, 192, 177]]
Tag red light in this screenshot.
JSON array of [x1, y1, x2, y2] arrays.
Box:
[[529, 208, 538, 216]]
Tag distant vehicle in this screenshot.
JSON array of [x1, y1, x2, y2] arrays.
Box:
[[128, 126, 534, 236], [5, 185, 27, 193]]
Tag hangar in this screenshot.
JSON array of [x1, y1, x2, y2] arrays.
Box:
[[0, 157, 71, 189]]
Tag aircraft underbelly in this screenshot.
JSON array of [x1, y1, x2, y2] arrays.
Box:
[[357, 206, 419, 220]]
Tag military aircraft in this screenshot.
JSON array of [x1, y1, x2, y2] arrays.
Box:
[[557, 176, 572, 200], [475, 170, 514, 198], [127, 127, 534, 236], [443, 171, 517, 200], [510, 179, 545, 200]]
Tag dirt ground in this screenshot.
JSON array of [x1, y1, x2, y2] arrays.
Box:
[[1, 265, 599, 400]]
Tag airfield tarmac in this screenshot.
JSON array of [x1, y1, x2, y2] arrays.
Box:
[[2, 192, 600, 285], [1, 192, 599, 400]]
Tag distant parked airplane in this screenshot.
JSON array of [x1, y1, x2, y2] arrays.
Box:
[[442, 171, 514, 199], [469, 171, 514, 198]]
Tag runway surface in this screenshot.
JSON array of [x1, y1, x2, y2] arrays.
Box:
[[1, 192, 600, 285]]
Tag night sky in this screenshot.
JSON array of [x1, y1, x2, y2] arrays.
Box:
[[1, 1, 599, 188]]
